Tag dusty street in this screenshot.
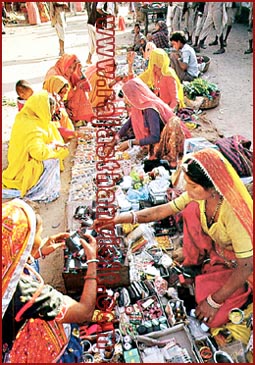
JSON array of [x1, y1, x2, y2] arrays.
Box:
[[2, 4, 253, 291]]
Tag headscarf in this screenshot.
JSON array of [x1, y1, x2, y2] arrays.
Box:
[[43, 75, 69, 96], [152, 21, 170, 48], [44, 54, 80, 87], [156, 20, 168, 34], [183, 148, 253, 240], [139, 48, 185, 108], [122, 77, 175, 140], [2, 199, 36, 317], [43, 76, 74, 131]]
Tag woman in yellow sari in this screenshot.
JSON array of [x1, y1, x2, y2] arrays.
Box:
[[2, 91, 69, 202], [128, 48, 185, 111], [94, 148, 253, 329]]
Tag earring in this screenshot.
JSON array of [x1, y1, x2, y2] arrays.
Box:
[[211, 190, 217, 199]]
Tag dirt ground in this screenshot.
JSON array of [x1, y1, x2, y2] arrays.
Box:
[[2, 5, 253, 292]]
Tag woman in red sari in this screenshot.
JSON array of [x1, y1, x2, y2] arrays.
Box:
[[114, 77, 190, 167], [45, 54, 95, 124]]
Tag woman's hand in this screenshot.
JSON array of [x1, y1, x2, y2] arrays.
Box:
[[38, 233, 70, 258], [127, 51, 136, 65], [92, 217, 115, 232], [117, 141, 129, 152], [78, 233, 97, 261], [195, 298, 218, 325]]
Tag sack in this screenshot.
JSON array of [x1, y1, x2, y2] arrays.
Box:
[[195, 268, 251, 328], [215, 135, 253, 177]]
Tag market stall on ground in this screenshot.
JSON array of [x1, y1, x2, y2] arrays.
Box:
[[52, 52, 253, 363]]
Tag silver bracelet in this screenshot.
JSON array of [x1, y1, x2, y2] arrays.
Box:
[[206, 294, 223, 309], [130, 211, 138, 225], [38, 247, 45, 260], [128, 139, 133, 149], [86, 259, 99, 264]]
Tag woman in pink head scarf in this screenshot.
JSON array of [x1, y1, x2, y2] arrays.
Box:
[[114, 77, 189, 167]]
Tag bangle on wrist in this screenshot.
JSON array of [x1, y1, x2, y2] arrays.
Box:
[[206, 294, 223, 309], [130, 211, 138, 225], [84, 276, 97, 281], [128, 139, 135, 148], [38, 247, 45, 260], [86, 259, 99, 264]]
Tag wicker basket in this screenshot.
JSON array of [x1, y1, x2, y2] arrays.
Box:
[[197, 55, 211, 73], [200, 93, 221, 110]]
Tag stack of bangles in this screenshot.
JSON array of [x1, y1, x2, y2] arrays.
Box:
[[130, 211, 138, 225], [84, 259, 99, 281]]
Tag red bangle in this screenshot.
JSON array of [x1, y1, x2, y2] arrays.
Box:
[[199, 346, 212, 360], [84, 276, 97, 281]]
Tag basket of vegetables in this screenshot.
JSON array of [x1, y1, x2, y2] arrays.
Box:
[[183, 78, 220, 110]]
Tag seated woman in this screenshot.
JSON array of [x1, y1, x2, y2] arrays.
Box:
[[43, 75, 84, 141], [85, 63, 124, 113], [127, 48, 185, 110], [2, 198, 97, 363], [44, 54, 95, 124], [2, 91, 69, 203], [114, 78, 188, 167], [151, 20, 170, 49], [143, 48, 185, 110], [94, 148, 253, 329]]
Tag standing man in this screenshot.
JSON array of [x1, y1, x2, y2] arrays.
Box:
[[168, 2, 185, 33], [169, 31, 199, 82], [96, 2, 115, 61], [244, 2, 253, 54], [86, 2, 100, 64], [194, 2, 226, 54], [49, 2, 69, 56]]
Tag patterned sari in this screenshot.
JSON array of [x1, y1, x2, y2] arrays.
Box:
[[122, 78, 187, 165], [2, 199, 71, 363], [181, 149, 253, 328]]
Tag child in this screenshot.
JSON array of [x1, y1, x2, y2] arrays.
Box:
[[16, 80, 34, 110]]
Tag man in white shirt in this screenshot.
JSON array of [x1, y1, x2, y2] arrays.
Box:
[[169, 31, 199, 82]]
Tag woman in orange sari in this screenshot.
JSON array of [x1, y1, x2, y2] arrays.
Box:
[[45, 54, 95, 124]]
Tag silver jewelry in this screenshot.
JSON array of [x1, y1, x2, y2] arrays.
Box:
[[206, 294, 223, 309]]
